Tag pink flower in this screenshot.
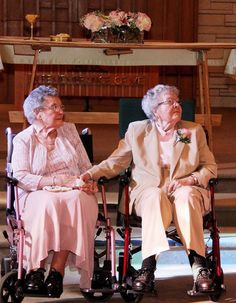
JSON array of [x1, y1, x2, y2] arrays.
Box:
[[80, 10, 152, 33], [135, 12, 152, 31], [82, 12, 105, 32], [109, 10, 126, 26]]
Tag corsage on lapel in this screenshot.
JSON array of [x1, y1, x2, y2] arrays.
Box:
[[176, 128, 191, 144]]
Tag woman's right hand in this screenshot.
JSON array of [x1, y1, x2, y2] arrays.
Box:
[[80, 173, 92, 183], [78, 173, 98, 194]]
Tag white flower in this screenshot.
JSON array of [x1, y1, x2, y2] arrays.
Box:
[[135, 12, 152, 31], [176, 128, 191, 144], [81, 12, 105, 32]]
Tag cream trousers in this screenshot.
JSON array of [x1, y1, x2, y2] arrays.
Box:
[[134, 185, 207, 260]]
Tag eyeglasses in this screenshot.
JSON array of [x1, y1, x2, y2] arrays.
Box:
[[41, 104, 65, 112], [158, 99, 182, 107]]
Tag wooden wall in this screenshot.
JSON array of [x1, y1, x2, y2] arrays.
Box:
[[0, 0, 198, 107], [0, 0, 197, 41]]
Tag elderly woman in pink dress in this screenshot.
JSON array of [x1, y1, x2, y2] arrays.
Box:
[[11, 85, 98, 297]]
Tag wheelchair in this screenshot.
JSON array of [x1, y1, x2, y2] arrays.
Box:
[[0, 126, 142, 303], [80, 173, 225, 303], [0, 127, 93, 303], [80, 98, 225, 302]]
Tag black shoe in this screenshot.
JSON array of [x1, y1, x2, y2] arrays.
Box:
[[195, 268, 214, 293], [24, 268, 45, 293], [45, 268, 63, 298], [132, 268, 155, 292]]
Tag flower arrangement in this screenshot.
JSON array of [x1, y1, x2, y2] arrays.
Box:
[[80, 9, 151, 43], [176, 128, 191, 144]]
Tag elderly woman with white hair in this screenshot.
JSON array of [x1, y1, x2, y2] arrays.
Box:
[[81, 84, 217, 294], [11, 85, 98, 297]]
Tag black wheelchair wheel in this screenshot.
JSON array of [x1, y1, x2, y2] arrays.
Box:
[[118, 255, 143, 303], [81, 290, 113, 302], [80, 265, 114, 302], [209, 268, 225, 302], [120, 290, 143, 303], [0, 271, 24, 303], [209, 291, 222, 302]]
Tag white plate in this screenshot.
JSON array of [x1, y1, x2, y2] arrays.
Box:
[[43, 186, 72, 192]]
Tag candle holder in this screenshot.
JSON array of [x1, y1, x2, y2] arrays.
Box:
[[25, 14, 39, 40]]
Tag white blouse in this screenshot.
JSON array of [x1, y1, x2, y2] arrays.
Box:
[[156, 124, 176, 167]]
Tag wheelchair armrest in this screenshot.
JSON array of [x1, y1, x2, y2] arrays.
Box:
[[119, 174, 130, 186], [97, 176, 109, 185], [5, 176, 18, 186], [97, 174, 129, 186], [97, 176, 121, 185]]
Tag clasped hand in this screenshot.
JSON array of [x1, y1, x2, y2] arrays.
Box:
[[79, 173, 99, 194], [53, 174, 98, 194]]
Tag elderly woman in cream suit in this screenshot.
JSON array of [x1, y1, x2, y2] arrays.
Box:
[[81, 84, 217, 294]]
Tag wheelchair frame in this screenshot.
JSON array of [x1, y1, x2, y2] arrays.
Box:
[[81, 174, 225, 303], [81, 176, 144, 303]]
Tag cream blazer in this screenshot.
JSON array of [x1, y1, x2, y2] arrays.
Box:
[[88, 119, 217, 213]]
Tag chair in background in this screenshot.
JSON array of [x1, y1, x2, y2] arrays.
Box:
[[119, 98, 195, 138]]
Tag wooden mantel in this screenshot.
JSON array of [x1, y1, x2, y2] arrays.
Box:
[[1, 36, 236, 150], [1, 37, 236, 66], [1, 36, 236, 49]]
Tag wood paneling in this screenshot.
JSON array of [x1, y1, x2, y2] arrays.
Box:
[[0, 0, 198, 107], [11, 64, 158, 108], [0, 0, 198, 41]]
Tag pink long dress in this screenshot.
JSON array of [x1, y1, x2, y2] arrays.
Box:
[[11, 122, 98, 289]]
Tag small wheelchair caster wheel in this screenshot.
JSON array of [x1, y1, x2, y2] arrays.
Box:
[[81, 289, 113, 302]]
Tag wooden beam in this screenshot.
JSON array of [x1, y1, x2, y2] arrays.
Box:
[[195, 114, 222, 127], [9, 111, 221, 127], [9, 111, 119, 125], [65, 112, 118, 124]]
